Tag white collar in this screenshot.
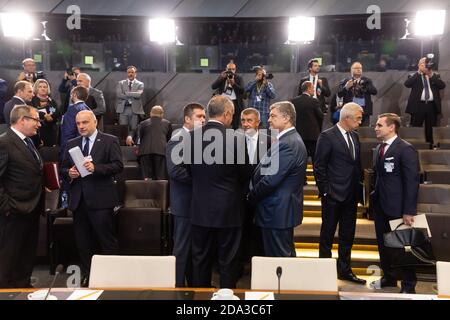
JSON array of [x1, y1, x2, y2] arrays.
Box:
[[276, 126, 295, 139], [182, 126, 190, 132], [383, 135, 397, 146], [84, 129, 98, 143], [245, 130, 259, 140], [10, 126, 27, 142], [337, 123, 350, 135]]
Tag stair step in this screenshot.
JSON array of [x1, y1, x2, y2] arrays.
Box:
[[295, 247, 380, 263], [295, 243, 378, 252], [303, 210, 364, 219], [303, 200, 366, 214]]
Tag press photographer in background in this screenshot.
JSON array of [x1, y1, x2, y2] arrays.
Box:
[[405, 54, 446, 144], [245, 66, 276, 128], [338, 62, 377, 126], [58, 67, 81, 114], [16, 58, 45, 85], [211, 61, 245, 129]]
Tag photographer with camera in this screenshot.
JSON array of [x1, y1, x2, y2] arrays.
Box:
[[58, 67, 81, 114], [245, 66, 276, 128], [16, 58, 45, 85], [338, 62, 377, 126], [405, 55, 446, 144], [211, 61, 245, 129]]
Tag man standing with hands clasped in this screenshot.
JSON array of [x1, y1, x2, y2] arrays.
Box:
[[62, 110, 123, 286], [370, 113, 419, 294]]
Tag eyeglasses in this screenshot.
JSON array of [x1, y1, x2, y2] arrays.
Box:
[[23, 116, 42, 123]]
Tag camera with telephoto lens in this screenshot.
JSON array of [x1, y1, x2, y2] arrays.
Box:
[[351, 78, 366, 98], [262, 73, 274, 80], [424, 53, 435, 70], [225, 70, 234, 80]]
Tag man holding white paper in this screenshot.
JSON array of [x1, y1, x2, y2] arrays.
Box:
[[370, 113, 420, 294], [61, 110, 123, 285]]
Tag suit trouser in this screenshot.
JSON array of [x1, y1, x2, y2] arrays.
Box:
[[140, 154, 167, 180], [191, 224, 241, 288], [303, 140, 317, 164], [237, 202, 264, 271], [0, 210, 40, 288], [373, 204, 417, 291], [119, 105, 139, 138], [319, 195, 357, 275], [260, 227, 296, 257], [410, 101, 437, 144], [73, 198, 119, 276], [172, 215, 193, 287], [231, 100, 243, 130]]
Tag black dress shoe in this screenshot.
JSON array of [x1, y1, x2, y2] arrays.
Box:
[[338, 273, 367, 284], [379, 277, 398, 288]]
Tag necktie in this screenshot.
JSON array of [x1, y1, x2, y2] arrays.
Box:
[[24, 137, 40, 164], [346, 132, 355, 160], [83, 137, 90, 156], [422, 75, 430, 101], [379, 142, 387, 159], [128, 81, 132, 91]]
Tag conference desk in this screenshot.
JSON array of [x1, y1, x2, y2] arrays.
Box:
[[0, 288, 448, 300]]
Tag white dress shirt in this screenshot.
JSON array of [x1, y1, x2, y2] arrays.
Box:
[[336, 123, 355, 157]]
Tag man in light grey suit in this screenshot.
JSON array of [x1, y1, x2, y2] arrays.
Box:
[[77, 73, 106, 130], [116, 66, 144, 145]]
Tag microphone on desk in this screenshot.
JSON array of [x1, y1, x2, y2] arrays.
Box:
[[276, 266, 282, 294], [44, 264, 64, 300]]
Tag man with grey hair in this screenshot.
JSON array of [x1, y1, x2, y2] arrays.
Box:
[[249, 101, 307, 257], [314, 102, 366, 284], [189, 95, 243, 288], [77, 73, 106, 129], [0, 105, 43, 288]]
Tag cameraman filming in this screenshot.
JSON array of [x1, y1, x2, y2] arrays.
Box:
[[245, 66, 276, 128], [338, 62, 377, 126], [212, 61, 245, 129], [405, 55, 446, 144], [58, 67, 81, 113]]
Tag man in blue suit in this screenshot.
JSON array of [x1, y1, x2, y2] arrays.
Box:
[[249, 101, 307, 257], [314, 102, 366, 284], [166, 103, 206, 287], [370, 113, 420, 294]]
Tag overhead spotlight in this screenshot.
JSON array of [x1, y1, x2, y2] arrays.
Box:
[[414, 10, 446, 36], [0, 12, 35, 39], [287, 16, 315, 43], [149, 18, 176, 44]]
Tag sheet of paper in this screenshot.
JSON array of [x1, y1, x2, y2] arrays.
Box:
[[245, 291, 274, 300], [69, 146, 92, 178], [389, 213, 431, 237], [67, 290, 104, 300]]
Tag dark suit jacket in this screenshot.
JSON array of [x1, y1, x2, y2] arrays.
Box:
[[3, 97, 28, 125], [0, 128, 43, 214], [138, 117, 172, 156], [61, 131, 123, 211], [211, 74, 245, 109], [189, 121, 243, 228], [166, 128, 192, 218], [250, 129, 307, 229], [371, 137, 419, 218], [0, 79, 6, 124], [291, 93, 324, 141], [86, 87, 106, 118], [314, 125, 362, 202], [404, 72, 446, 115], [337, 76, 377, 115], [298, 76, 330, 113]]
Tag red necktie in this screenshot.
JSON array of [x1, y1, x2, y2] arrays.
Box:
[[379, 143, 387, 159]]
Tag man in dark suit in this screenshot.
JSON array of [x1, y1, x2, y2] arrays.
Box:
[[0, 105, 43, 288], [166, 102, 206, 287], [298, 59, 331, 114], [249, 101, 307, 257], [211, 61, 245, 129], [189, 95, 243, 288], [338, 62, 377, 126], [370, 113, 419, 294], [292, 81, 324, 164], [237, 108, 269, 267], [0, 78, 7, 125], [77, 73, 106, 130], [138, 106, 172, 180], [3, 81, 34, 125], [61, 110, 123, 282], [405, 57, 446, 144], [16, 58, 45, 85], [314, 102, 366, 284]]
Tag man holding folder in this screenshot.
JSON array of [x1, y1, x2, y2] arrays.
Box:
[[61, 110, 123, 286]]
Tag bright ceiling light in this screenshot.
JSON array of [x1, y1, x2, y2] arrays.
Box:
[[288, 16, 315, 43], [149, 18, 176, 44], [414, 10, 446, 36], [0, 12, 35, 39]]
